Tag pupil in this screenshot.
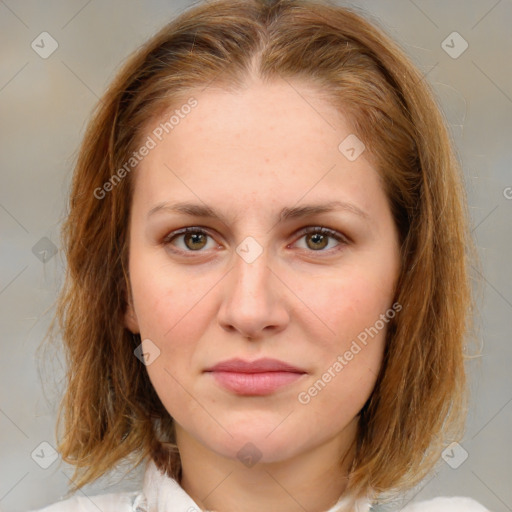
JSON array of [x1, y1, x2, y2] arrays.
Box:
[[309, 233, 327, 250], [186, 232, 206, 250]]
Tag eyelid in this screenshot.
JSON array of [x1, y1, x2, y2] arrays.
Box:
[[296, 226, 350, 245], [162, 225, 350, 254], [162, 226, 217, 244]]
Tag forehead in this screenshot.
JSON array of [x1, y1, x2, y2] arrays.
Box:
[[132, 79, 384, 216]]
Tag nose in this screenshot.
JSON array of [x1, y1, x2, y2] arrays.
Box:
[[217, 247, 290, 340]]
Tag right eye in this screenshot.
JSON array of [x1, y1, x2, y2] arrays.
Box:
[[163, 227, 220, 253]]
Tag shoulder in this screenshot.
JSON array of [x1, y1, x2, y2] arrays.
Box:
[[28, 490, 139, 512], [400, 496, 491, 511]]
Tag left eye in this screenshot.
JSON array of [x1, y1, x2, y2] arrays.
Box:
[[163, 226, 347, 253], [294, 226, 347, 252]]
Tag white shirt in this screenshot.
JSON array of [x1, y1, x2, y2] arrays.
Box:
[[29, 458, 491, 512]]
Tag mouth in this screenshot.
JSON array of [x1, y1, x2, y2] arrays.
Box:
[[204, 357, 307, 396]]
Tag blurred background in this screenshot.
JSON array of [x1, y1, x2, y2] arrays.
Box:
[[0, 1, 511, 511]]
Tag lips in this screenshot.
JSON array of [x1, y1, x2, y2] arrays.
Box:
[[204, 357, 307, 396], [205, 357, 306, 373]]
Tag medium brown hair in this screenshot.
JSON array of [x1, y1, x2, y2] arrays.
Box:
[[42, 0, 477, 501]]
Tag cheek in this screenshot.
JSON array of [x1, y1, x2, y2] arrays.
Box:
[[302, 264, 396, 350], [294, 267, 394, 411], [131, 267, 208, 418], [297, 278, 390, 422], [130, 254, 207, 338], [129, 259, 220, 398]]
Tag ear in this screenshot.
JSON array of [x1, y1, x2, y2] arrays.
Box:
[[124, 296, 140, 333]]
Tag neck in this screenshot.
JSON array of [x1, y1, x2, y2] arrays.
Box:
[[176, 420, 358, 512]]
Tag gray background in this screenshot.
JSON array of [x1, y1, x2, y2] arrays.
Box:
[[0, 1, 511, 511]]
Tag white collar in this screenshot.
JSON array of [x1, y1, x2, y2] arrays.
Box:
[[136, 458, 373, 512]]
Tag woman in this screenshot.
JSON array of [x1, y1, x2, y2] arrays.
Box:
[[33, 0, 487, 510]]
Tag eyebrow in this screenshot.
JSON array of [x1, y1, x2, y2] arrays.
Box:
[[147, 200, 369, 223]]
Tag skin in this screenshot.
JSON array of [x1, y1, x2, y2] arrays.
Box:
[[124, 77, 401, 512]]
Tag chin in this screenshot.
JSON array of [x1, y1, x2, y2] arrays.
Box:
[[196, 423, 310, 465]]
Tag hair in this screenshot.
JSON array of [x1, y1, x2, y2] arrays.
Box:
[[41, 0, 478, 502]]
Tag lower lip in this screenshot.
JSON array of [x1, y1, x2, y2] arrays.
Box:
[[207, 371, 305, 395]]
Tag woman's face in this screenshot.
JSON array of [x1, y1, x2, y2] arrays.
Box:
[[125, 79, 401, 464]]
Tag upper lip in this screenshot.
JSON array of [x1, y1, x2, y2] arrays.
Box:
[[204, 357, 306, 373]]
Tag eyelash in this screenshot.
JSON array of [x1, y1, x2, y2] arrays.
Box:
[[162, 226, 349, 256]]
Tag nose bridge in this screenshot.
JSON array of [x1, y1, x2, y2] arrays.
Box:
[[218, 237, 288, 337], [231, 239, 273, 302]]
